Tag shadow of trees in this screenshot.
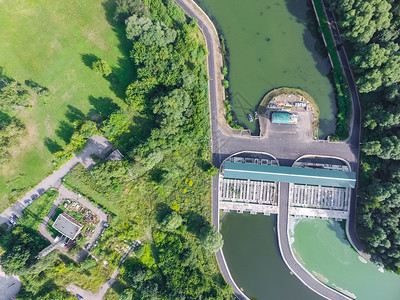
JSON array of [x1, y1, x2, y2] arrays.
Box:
[[327, 220, 350, 246], [55, 120, 75, 144], [45, 96, 121, 153], [88, 96, 120, 120], [65, 105, 86, 123], [45, 1, 137, 154], [43, 138, 63, 154], [101, 0, 137, 99], [81, 53, 101, 69]]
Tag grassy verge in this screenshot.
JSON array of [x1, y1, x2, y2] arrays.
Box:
[[258, 87, 320, 137], [18, 189, 58, 230], [312, 0, 351, 140]]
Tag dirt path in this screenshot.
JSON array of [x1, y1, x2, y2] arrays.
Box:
[[66, 268, 119, 300]]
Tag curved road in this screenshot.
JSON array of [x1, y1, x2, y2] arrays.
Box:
[[320, 0, 365, 256], [174, 0, 362, 299]]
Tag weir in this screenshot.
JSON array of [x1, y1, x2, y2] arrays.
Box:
[[219, 154, 356, 220]]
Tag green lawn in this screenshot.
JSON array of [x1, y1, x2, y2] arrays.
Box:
[[18, 189, 58, 230], [0, 0, 133, 210]]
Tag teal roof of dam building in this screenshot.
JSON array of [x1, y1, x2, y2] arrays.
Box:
[[223, 162, 356, 188], [271, 112, 291, 124]]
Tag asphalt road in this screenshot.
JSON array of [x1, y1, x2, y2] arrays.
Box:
[[175, 1, 364, 299], [320, 0, 364, 256], [278, 183, 350, 300]]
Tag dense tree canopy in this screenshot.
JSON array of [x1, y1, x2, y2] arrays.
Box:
[[332, 0, 400, 272], [0, 0, 231, 298]]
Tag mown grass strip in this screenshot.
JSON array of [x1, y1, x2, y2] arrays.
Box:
[[312, 0, 351, 141]]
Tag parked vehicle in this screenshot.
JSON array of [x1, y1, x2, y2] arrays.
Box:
[[24, 199, 33, 206], [31, 194, 39, 200], [9, 214, 18, 226]]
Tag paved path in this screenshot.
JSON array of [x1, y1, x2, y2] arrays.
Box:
[[319, 0, 365, 258], [0, 136, 112, 226], [0, 266, 21, 300], [175, 0, 363, 299], [278, 183, 350, 300], [66, 268, 119, 300]]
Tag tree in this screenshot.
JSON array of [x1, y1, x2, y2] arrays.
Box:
[[223, 79, 229, 88], [351, 43, 390, 71], [357, 69, 383, 93], [0, 80, 30, 109], [161, 211, 183, 230], [92, 59, 112, 77], [0, 113, 26, 166], [115, 0, 150, 22], [119, 288, 135, 300], [102, 111, 131, 141], [363, 136, 400, 160], [0, 245, 31, 274], [91, 160, 131, 193], [153, 89, 191, 135], [134, 244, 145, 258], [125, 15, 176, 47], [199, 226, 223, 252], [334, 0, 392, 44]]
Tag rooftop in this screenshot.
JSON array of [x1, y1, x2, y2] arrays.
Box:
[[52, 212, 83, 240], [271, 112, 291, 124], [223, 161, 356, 188]]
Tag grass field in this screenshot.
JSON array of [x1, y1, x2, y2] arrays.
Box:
[[0, 0, 133, 210]]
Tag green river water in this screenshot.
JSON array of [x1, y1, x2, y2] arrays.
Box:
[[196, 0, 336, 136], [220, 213, 322, 300], [196, 0, 400, 298], [292, 218, 400, 299]]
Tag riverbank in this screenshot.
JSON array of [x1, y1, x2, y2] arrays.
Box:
[[311, 0, 351, 140]]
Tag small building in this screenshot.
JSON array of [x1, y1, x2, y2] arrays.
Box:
[[52, 212, 83, 240], [106, 149, 124, 161], [271, 111, 297, 124], [223, 161, 356, 188]]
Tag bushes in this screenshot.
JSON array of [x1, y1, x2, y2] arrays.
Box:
[[224, 100, 244, 130], [63, 163, 120, 215], [312, 0, 351, 140], [92, 59, 112, 77]]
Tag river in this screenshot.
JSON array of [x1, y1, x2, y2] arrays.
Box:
[[196, 0, 336, 137], [220, 212, 322, 300], [196, 0, 400, 299], [291, 218, 400, 299]]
